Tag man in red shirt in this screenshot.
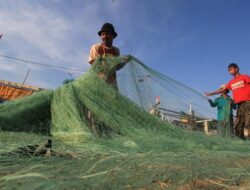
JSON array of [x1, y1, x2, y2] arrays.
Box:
[[205, 63, 250, 139]]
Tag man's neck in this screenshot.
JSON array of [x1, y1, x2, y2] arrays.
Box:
[[221, 94, 228, 98], [234, 72, 240, 78], [101, 43, 113, 48]]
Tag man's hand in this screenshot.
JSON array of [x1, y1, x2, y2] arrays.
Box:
[[205, 92, 213, 96], [116, 55, 131, 70], [121, 55, 131, 64]]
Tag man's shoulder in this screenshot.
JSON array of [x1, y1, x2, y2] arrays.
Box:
[[215, 96, 223, 101], [240, 74, 250, 78], [227, 74, 250, 86], [112, 46, 120, 55], [90, 43, 101, 49], [112, 45, 120, 51], [235, 74, 250, 81]]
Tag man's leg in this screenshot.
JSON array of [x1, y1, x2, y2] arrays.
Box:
[[234, 105, 245, 140], [217, 121, 223, 136], [87, 110, 98, 135], [243, 102, 250, 138]]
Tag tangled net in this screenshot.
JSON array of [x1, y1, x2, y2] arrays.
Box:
[[1, 55, 250, 189]]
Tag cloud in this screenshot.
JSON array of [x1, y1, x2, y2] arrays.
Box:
[[0, 61, 23, 73], [0, 0, 178, 88], [0, 1, 100, 88], [0, 3, 70, 58]]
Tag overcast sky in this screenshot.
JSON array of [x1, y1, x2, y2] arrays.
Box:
[[0, 0, 249, 94]]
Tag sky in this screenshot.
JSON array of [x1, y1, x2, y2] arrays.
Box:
[[0, 0, 249, 95]]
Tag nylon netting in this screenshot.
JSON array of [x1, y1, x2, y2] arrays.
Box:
[[1, 55, 250, 189]]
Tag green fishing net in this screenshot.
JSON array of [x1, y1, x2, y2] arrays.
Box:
[[1, 55, 250, 189]]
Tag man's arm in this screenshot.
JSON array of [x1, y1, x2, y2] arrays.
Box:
[[205, 86, 228, 96], [208, 99, 217, 107], [115, 55, 131, 70], [88, 44, 100, 64]]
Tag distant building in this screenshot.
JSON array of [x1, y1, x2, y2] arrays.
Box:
[[0, 80, 43, 103]]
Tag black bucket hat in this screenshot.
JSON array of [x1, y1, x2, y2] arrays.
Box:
[[98, 23, 117, 38]]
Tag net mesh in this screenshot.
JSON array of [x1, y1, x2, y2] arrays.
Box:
[[1, 55, 250, 189]]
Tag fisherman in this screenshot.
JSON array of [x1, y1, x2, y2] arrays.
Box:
[[88, 23, 126, 89], [208, 84, 235, 137], [89, 23, 120, 64], [87, 23, 128, 136], [205, 63, 250, 140]]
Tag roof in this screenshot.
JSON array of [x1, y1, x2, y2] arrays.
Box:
[[0, 80, 43, 100]]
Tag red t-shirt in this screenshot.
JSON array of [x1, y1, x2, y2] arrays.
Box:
[[226, 74, 250, 103]]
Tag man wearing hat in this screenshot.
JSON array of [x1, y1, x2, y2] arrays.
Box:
[[88, 23, 120, 64], [205, 63, 250, 139], [88, 23, 123, 88], [87, 23, 122, 136]]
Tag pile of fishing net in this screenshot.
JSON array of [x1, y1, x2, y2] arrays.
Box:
[[1, 55, 250, 189]]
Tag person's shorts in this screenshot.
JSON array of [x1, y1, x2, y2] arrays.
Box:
[[235, 101, 250, 129]]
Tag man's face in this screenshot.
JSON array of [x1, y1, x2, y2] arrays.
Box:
[[100, 32, 114, 47], [228, 66, 238, 76]]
